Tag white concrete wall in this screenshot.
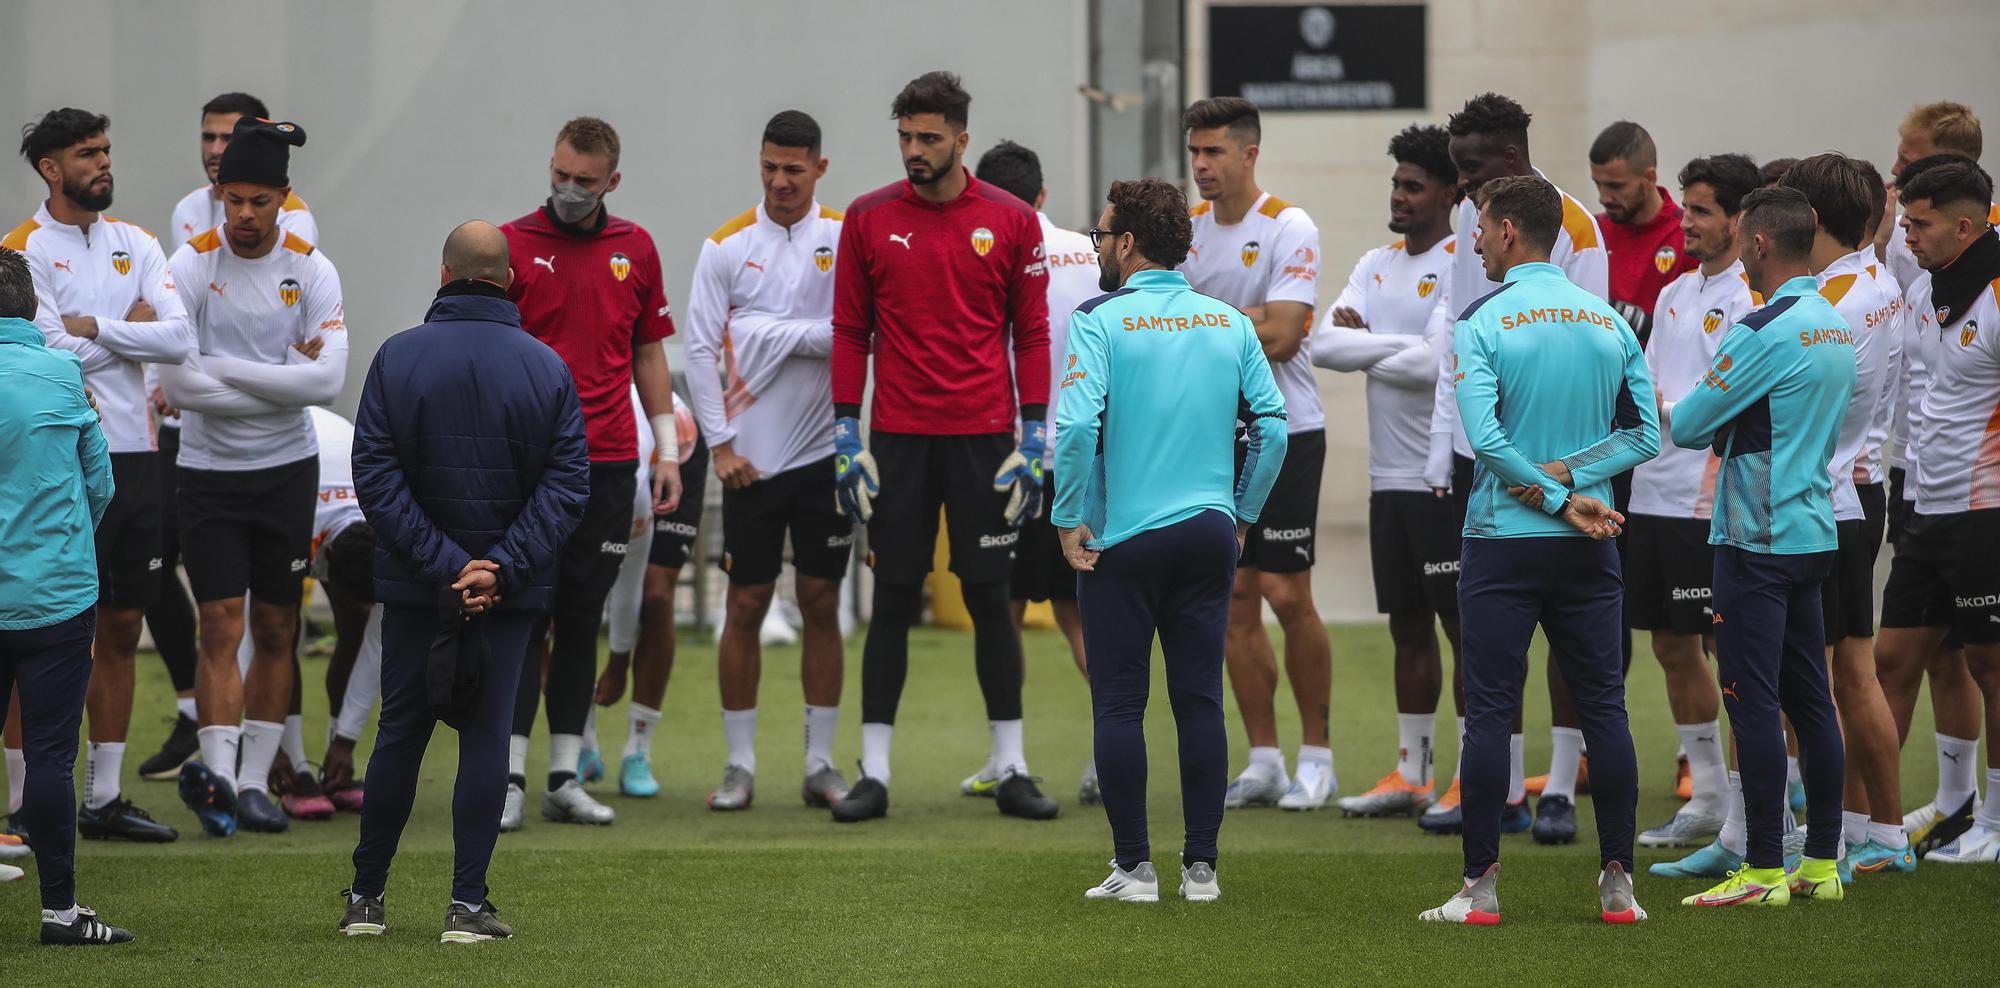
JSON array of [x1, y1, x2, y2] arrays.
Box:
[[0, 0, 1094, 413]]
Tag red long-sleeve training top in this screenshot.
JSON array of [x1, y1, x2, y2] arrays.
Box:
[[831, 171, 1050, 434]]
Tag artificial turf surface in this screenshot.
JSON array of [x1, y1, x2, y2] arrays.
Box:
[[4, 622, 1995, 985]]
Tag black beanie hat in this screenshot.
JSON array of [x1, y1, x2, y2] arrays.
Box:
[[216, 118, 307, 188]]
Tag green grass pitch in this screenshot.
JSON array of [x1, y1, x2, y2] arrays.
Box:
[[5, 622, 1994, 985]]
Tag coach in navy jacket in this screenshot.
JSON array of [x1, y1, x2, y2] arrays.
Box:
[[343, 221, 588, 941]]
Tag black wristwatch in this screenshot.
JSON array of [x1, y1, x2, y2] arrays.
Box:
[[1553, 491, 1572, 516]]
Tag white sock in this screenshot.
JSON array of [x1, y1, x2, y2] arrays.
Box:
[[861, 723, 893, 783], [1677, 721, 1728, 813], [1451, 717, 1466, 782], [281, 714, 308, 773], [4, 748, 23, 814], [196, 725, 241, 792], [1842, 809, 1870, 848], [1786, 755, 1801, 787], [1937, 733, 1978, 811], [1718, 770, 1747, 855], [1248, 745, 1287, 781], [51, 905, 79, 924], [625, 703, 661, 760], [1396, 713, 1434, 786], [723, 708, 758, 773], [581, 706, 599, 755], [804, 705, 839, 774], [1296, 744, 1333, 783], [547, 734, 582, 788], [991, 719, 1027, 777], [508, 735, 529, 781], [1979, 770, 2000, 830], [1543, 727, 1584, 800], [237, 720, 283, 794], [1869, 820, 1909, 849], [175, 696, 197, 722], [1506, 734, 1525, 804], [84, 742, 125, 811]]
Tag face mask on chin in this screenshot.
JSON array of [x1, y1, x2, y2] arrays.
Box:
[[549, 182, 602, 225]]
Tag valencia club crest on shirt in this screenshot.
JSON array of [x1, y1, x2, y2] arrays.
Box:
[[814, 246, 833, 273], [1654, 245, 1678, 275], [111, 250, 131, 276], [1703, 307, 1725, 334], [970, 227, 995, 257], [1241, 240, 1261, 268], [609, 252, 632, 282], [279, 278, 302, 307], [1963, 320, 1979, 348], [1417, 273, 1437, 299]]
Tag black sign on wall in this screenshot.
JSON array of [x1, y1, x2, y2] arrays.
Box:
[[1208, 4, 1427, 111]]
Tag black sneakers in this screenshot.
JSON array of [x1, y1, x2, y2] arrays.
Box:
[[995, 773, 1060, 821], [77, 796, 179, 843], [830, 772, 889, 823], [441, 900, 513, 944], [139, 714, 200, 780], [1533, 794, 1579, 845], [40, 905, 133, 946], [339, 890, 386, 936], [237, 788, 290, 833]]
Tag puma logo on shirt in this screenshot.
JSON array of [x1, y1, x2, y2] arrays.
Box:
[[888, 233, 914, 249], [533, 256, 556, 273]]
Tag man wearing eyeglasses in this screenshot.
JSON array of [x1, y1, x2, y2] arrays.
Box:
[[1065, 178, 1289, 904]]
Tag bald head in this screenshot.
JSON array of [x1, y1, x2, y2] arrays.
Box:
[[441, 220, 510, 288]]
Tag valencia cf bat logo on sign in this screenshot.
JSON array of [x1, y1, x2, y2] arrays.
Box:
[[1417, 273, 1437, 299], [1241, 240, 1261, 268], [111, 250, 131, 276], [970, 227, 995, 257], [1703, 307, 1725, 334], [279, 278, 302, 307], [609, 252, 632, 282], [1654, 245, 1678, 275], [814, 246, 834, 273], [1963, 320, 1979, 348]]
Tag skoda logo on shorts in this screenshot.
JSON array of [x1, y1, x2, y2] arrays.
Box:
[[289, 558, 309, 573], [978, 531, 1019, 549], [827, 533, 854, 548]]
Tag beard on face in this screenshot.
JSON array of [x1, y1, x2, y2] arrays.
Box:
[[1097, 247, 1123, 292], [906, 149, 957, 187], [65, 173, 113, 212]]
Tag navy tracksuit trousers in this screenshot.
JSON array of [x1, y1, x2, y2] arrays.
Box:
[[352, 606, 535, 904], [1711, 545, 1843, 868], [0, 607, 95, 910], [1079, 510, 1238, 870], [1458, 537, 1637, 879]]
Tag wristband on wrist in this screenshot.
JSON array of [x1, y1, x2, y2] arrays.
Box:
[[650, 413, 678, 464]]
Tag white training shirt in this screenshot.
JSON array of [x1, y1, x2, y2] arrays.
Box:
[[7, 204, 194, 454], [1856, 259, 1906, 485], [1310, 237, 1453, 492], [1427, 172, 1610, 479], [1630, 261, 1759, 518], [682, 201, 841, 476], [1819, 248, 1897, 522], [1038, 213, 1102, 469], [1181, 192, 1324, 433], [1895, 269, 1938, 499], [1913, 276, 2000, 514], [160, 228, 349, 471], [308, 405, 363, 552], [168, 185, 317, 253]]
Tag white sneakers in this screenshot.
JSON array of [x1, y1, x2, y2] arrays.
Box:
[[1179, 862, 1220, 901], [499, 783, 525, 832], [541, 778, 616, 825], [1224, 763, 1289, 809], [1083, 861, 1221, 903], [1278, 762, 1335, 811], [0, 862, 23, 882]]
